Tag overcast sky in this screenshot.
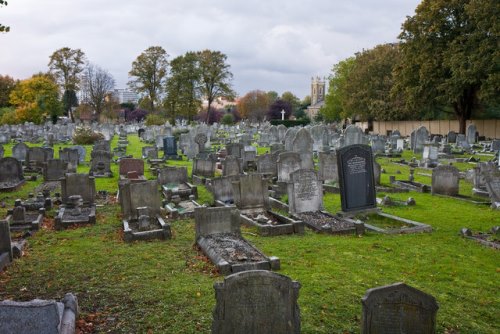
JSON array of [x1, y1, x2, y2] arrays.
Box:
[[0, 0, 421, 99]]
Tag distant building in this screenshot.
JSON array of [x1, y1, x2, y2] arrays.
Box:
[[306, 76, 326, 120], [113, 89, 139, 104], [201, 96, 238, 110]]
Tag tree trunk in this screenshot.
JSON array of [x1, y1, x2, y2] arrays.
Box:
[[206, 97, 213, 123], [454, 87, 476, 134]]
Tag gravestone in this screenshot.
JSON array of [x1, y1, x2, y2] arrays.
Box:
[[447, 131, 457, 144], [292, 128, 314, 169], [89, 150, 113, 177], [422, 143, 439, 167], [484, 172, 500, 206], [58, 148, 79, 172], [361, 282, 438, 334], [256, 153, 276, 176], [432, 165, 460, 196], [373, 161, 381, 186], [287, 169, 323, 214], [195, 133, 208, 153], [490, 139, 500, 152], [232, 174, 270, 212], [371, 137, 385, 154], [284, 127, 299, 151], [242, 146, 257, 170], [337, 145, 376, 212], [318, 151, 338, 183], [0, 157, 25, 191], [119, 158, 144, 178], [277, 152, 301, 184], [413, 126, 429, 153], [226, 142, 243, 158], [212, 270, 301, 334], [60, 173, 96, 205], [466, 124, 477, 144], [120, 180, 161, 220], [193, 157, 216, 178], [0, 145, 3, 159], [222, 155, 242, 176], [163, 136, 179, 159], [73, 145, 86, 163], [344, 125, 364, 147], [270, 143, 284, 155], [158, 166, 189, 185], [211, 175, 239, 205], [0, 294, 79, 334], [43, 159, 68, 181], [142, 146, 158, 159], [12, 143, 29, 162]]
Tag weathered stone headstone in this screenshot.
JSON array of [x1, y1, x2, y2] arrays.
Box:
[[277, 152, 301, 184], [292, 128, 314, 169], [432, 165, 460, 196], [232, 174, 270, 212], [447, 131, 457, 144], [195, 133, 208, 153], [43, 159, 68, 181], [466, 124, 477, 144], [193, 157, 216, 178], [256, 153, 276, 176], [344, 125, 364, 147], [12, 143, 28, 162], [119, 158, 144, 178], [318, 151, 338, 183], [412, 126, 429, 153], [212, 270, 301, 334], [222, 155, 242, 176], [0, 145, 4, 159], [211, 175, 239, 205], [484, 171, 500, 206], [371, 137, 385, 154], [361, 282, 438, 334], [337, 144, 376, 212], [163, 136, 179, 159], [287, 169, 323, 214], [0, 157, 25, 191], [119, 180, 161, 220]]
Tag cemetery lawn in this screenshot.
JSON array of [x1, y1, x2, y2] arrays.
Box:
[[0, 136, 498, 333]]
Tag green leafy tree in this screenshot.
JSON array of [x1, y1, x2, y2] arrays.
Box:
[[267, 91, 279, 104], [9, 74, 62, 124], [321, 57, 355, 122], [164, 52, 201, 122], [345, 44, 408, 121], [237, 90, 269, 122], [0, 74, 18, 107], [0, 0, 9, 33], [196, 50, 235, 122], [128, 46, 169, 112], [394, 0, 500, 133], [62, 89, 78, 116], [281, 91, 300, 113]]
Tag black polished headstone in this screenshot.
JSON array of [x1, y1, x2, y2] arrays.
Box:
[[337, 144, 376, 212]]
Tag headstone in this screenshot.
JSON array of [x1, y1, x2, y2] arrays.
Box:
[[432, 165, 460, 196], [0, 157, 25, 190], [371, 137, 385, 154], [484, 171, 500, 205], [211, 176, 238, 205], [490, 139, 500, 152], [193, 157, 216, 178], [58, 148, 79, 172], [0, 145, 4, 159], [287, 169, 323, 214], [344, 125, 364, 147], [12, 143, 28, 162], [276, 152, 301, 184], [163, 136, 179, 159], [318, 151, 338, 183], [119, 180, 161, 220], [466, 124, 477, 144], [292, 128, 314, 169], [361, 282, 438, 334], [0, 220, 13, 271], [222, 155, 242, 176], [413, 126, 429, 153], [158, 166, 188, 185], [256, 153, 276, 176], [373, 161, 381, 186], [226, 142, 243, 158], [43, 159, 68, 181], [142, 146, 158, 159], [212, 270, 301, 334], [337, 144, 376, 212], [73, 145, 86, 163], [447, 131, 457, 144], [232, 174, 269, 212], [119, 158, 144, 177], [195, 133, 208, 153], [60, 173, 96, 205]]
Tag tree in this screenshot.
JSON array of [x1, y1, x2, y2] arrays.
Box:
[[197, 50, 235, 122], [394, 0, 500, 133], [9, 74, 62, 124], [268, 99, 292, 120], [237, 90, 269, 122], [128, 46, 169, 112], [81, 63, 115, 119], [267, 91, 279, 104], [321, 57, 355, 122], [164, 52, 201, 122], [0, 0, 9, 33], [0, 75, 18, 107], [61, 89, 78, 117], [345, 44, 409, 121], [281, 91, 300, 113]]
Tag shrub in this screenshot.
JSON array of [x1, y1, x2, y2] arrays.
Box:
[[221, 113, 234, 125], [72, 126, 104, 145], [145, 113, 166, 126]]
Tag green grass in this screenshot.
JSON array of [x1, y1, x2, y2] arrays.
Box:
[[0, 136, 499, 333]]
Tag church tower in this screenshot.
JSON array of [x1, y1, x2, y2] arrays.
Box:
[[311, 76, 325, 105]]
